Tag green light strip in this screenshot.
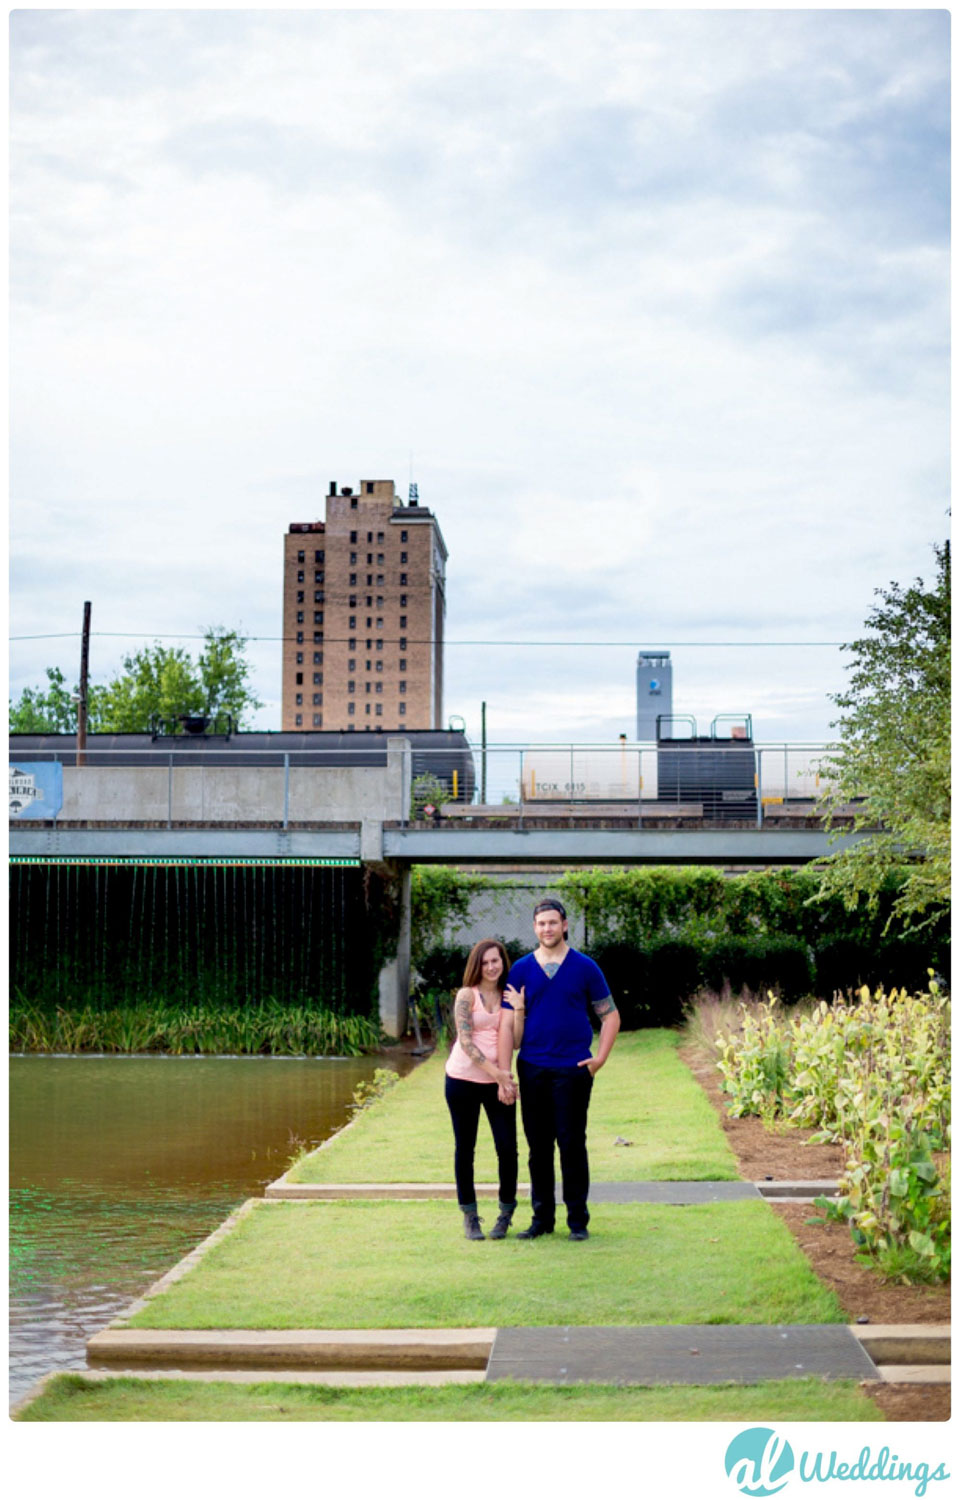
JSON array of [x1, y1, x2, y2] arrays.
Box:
[[10, 856, 360, 868]]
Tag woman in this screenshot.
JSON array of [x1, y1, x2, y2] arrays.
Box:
[[444, 938, 526, 1240]]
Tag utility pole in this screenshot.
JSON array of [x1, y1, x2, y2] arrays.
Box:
[[77, 601, 91, 767], [481, 700, 487, 805]]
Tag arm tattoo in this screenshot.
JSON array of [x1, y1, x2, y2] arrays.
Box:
[[454, 991, 486, 1066], [591, 994, 618, 1019]]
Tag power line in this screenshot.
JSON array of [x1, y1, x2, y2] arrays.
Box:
[[10, 632, 849, 647]]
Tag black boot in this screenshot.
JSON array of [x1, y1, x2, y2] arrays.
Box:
[[462, 1208, 485, 1241], [488, 1202, 516, 1240], [516, 1220, 554, 1239]]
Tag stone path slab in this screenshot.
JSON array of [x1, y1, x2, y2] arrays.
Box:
[[264, 1179, 798, 1203], [486, 1325, 881, 1385]]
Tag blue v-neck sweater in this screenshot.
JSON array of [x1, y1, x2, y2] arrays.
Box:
[[504, 949, 611, 1068]]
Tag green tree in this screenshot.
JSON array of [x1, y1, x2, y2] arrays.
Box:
[[812, 542, 950, 928], [10, 629, 263, 734]]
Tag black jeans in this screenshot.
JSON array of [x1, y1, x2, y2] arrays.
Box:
[[517, 1058, 593, 1232], [444, 1074, 518, 1210]]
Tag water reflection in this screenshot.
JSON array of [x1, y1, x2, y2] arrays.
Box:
[[10, 1053, 413, 1404]]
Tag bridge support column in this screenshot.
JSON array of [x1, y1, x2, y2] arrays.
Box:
[[370, 861, 411, 1041]]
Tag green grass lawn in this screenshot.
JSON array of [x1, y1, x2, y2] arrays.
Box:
[[16, 1372, 884, 1423], [287, 1030, 739, 1184], [128, 1199, 843, 1330]]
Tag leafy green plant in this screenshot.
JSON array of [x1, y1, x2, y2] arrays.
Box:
[[714, 976, 951, 1283], [348, 1067, 400, 1118]]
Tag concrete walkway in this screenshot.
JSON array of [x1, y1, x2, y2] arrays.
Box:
[[85, 1322, 949, 1386], [264, 1176, 839, 1203]]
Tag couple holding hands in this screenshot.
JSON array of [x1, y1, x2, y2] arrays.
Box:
[[443, 898, 620, 1242]]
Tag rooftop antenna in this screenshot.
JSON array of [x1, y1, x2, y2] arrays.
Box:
[[408, 449, 418, 505]]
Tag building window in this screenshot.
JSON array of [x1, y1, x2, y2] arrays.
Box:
[[366, 553, 373, 564], [377, 532, 384, 543], [313, 673, 322, 685], [313, 611, 323, 624], [297, 571, 304, 583], [350, 496, 358, 509], [365, 704, 371, 715], [350, 531, 357, 543], [376, 595, 384, 607], [313, 693, 322, 705], [376, 682, 384, 695], [348, 638, 356, 651], [376, 661, 383, 674], [348, 659, 356, 672], [348, 702, 356, 716], [313, 631, 322, 643], [400, 552, 407, 564], [399, 638, 407, 651], [296, 631, 304, 644], [350, 552, 357, 564], [313, 652, 322, 664], [366, 639, 372, 650], [366, 617, 372, 628], [376, 574, 384, 586], [367, 532, 373, 542], [365, 682, 371, 694], [376, 639, 384, 652], [399, 573, 407, 586], [400, 594, 407, 607], [399, 658, 407, 671], [376, 618, 383, 630], [295, 693, 303, 706], [348, 682, 356, 694], [366, 595, 373, 607], [399, 703, 406, 716], [399, 616, 407, 628], [296, 591, 304, 603], [349, 595, 357, 608], [366, 660, 372, 672], [313, 714, 322, 726], [366, 574, 373, 586], [349, 573, 357, 586], [296, 611, 304, 624], [375, 704, 383, 716], [296, 672, 303, 685], [315, 550, 324, 563], [297, 550, 305, 563], [399, 681, 406, 693], [401, 530, 408, 543], [296, 713, 303, 726], [366, 482, 374, 494], [314, 590, 323, 603], [296, 652, 303, 665], [376, 553, 384, 565], [349, 615, 356, 629]]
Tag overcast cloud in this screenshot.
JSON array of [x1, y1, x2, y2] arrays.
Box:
[[10, 8, 949, 749]]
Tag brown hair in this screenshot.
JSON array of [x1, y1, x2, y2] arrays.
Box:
[[461, 938, 510, 992]]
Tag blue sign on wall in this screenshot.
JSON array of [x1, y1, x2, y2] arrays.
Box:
[[9, 762, 63, 820]]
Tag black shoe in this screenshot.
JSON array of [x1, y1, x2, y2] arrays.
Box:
[[516, 1222, 554, 1239], [462, 1210, 485, 1241], [567, 1228, 589, 1241], [488, 1206, 515, 1240]]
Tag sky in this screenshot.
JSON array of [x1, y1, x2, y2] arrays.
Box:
[[9, 7, 950, 756]]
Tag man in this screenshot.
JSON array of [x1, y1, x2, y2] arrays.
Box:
[[501, 898, 620, 1241]]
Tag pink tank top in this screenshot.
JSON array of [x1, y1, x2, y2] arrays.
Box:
[[445, 988, 502, 1084]]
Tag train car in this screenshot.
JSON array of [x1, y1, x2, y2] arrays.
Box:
[[8, 728, 477, 804], [520, 745, 656, 801]]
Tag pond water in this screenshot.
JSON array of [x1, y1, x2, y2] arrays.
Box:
[[9, 1052, 414, 1406]]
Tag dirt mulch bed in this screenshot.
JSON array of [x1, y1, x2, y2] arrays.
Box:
[[680, 1044, 950, 1423]]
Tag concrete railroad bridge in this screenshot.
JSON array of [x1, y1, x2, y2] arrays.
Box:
[[10, 736, 866, 1036]]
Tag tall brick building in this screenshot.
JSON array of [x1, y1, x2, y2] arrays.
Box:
[[281, 479, 447, 731]]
